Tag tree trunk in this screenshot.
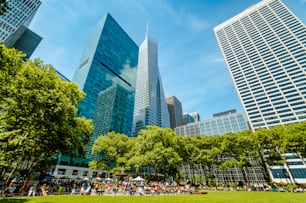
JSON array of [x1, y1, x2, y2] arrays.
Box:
[[6, 164, 18, 185]]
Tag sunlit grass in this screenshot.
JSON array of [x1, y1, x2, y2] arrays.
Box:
[[0, 191, 305, 203]]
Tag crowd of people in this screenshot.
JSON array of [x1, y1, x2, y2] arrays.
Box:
[[0, 177, 195, 197]]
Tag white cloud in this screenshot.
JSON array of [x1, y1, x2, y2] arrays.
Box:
[[204, 54, 225, 64], [157, 1, 209, 31], [106, 61, 137, 92], [187, 14, 209, 30]]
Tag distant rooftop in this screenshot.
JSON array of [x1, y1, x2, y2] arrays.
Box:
[[213, 109, 237, 117]]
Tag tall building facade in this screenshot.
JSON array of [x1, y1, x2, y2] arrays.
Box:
[[72, 14, 138, 158], [175, 110, 249, 137], [86, 84, 134, 159], [132, 32, 170, 136], [269, 153, 306, 184], [0, 0, 41, 58], [190, 112, 201, 122], [214, 0, 306, 131], [183, 113, 195, 125], [56, 70, 70, 82], [166, 96, 183, 129], [175, 111, 266, 184]]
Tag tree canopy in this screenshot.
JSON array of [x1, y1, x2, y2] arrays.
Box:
[[0, 45, 93, 179], [90, 121, 306, 184], [0, 0, 9, 16]]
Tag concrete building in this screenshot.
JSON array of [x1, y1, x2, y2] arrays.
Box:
[[190, 112, 201, 122], [183, 113, 195, 125], [51, 155, 107, 179], [166, 96, 184, 129], [214, 0, 306, 131], [269, 153, 306, 185], [214, 0, 306, 185], [0, 0, 41, 58]]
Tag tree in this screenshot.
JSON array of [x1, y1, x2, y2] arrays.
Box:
[[217, 131, 256, 187], [195, 135, 222, 186], [281, 122, 306, 156], [89, 132, 134, 174], [253, 127, 272, 182], [0, 45, 93, 180], [0, 0, 9, 16], [129, 126, 182, 180]]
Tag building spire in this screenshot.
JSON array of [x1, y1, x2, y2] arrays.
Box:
[[146, 22, 149, 39]]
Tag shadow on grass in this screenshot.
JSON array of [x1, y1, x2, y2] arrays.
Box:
[[0, 198, 53, 203], [0, 198, 29, 203]]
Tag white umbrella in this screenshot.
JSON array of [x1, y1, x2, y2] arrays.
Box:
[[132, 176, 144, 181], [95, 177, 102, 182]]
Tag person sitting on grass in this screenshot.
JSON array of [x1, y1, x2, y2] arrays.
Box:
[[80, 184, 92, 195], [41, 183, 48, 196], [85, 185, 91, 195], [80, 185, 85, 195]]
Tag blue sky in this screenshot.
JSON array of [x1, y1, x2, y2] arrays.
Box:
[[30, 0, 306, 120]]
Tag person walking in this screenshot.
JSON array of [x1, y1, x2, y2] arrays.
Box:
[[28, 184, 36, 196], [71, 184, 77, 195]]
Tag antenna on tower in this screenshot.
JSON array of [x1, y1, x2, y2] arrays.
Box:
[[146, 22, 149, 39]]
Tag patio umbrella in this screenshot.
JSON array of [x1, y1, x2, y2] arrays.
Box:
[[132, 176, 145, 181]]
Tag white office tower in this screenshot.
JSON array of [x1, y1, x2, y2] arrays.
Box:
[[214, 0, 306, 130], [0, 0, 41, 57], [132, 31, 170, 136]]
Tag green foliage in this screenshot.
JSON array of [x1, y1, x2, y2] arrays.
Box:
[[0, 0, 10, 16], [129, 126, 182, 178], [90, 132, 134, 173], [0, 45, 93, 177], [88, 121, 306, 183]]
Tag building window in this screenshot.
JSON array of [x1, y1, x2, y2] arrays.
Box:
[[83, 171, 88, 176], [58, 168, 66, 175]]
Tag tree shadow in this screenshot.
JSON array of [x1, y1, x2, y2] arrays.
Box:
[[0, 198, 29, 203], [0, 198, 54, 203]]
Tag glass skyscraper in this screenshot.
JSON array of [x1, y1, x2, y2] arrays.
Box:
[[175, 110, 249, 137], [86, 84, 134, 159], [214, 0, 306, 130], [72, 13, 138, 158], [132, 32, 170, 136], [0, 0, 41, 58]]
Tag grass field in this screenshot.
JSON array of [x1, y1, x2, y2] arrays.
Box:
[[0, 191, 305, 203]]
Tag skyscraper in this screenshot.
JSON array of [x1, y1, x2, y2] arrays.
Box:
[[0, 0, 41, 58], [214, 0, 306, 130], [166, 96, 184, 129], [86, 84, 133, 159], [72, 13, 138, 158], [190, 112, 201, 122], [132, 31, 170, 136], [183, 113, 195, 125]]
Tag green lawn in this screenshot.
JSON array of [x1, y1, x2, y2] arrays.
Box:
[[0, 191, 305, 203]]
